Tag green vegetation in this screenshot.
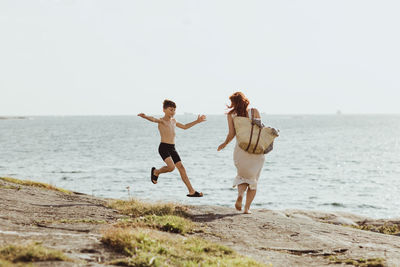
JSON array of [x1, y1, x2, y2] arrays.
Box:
[[105, 199, 269, 266], [102, 227, 268, 267], [0, 184, 20, 190], [108, 198, 188, 218], [109, 199, 196, 234], [0, 177, 71, 194], [116, 215, 195, 234], [0, 242, 71, 264], [329, 256, 385, 267], [350, 223, 400, 236]]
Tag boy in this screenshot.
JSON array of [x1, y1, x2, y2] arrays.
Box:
[[138, 99, 206, 197]]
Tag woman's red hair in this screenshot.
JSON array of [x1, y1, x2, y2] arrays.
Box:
[[227, 92, 250, 117]]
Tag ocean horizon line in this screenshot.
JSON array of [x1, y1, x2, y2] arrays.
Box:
[[2, 112, 400, 117]]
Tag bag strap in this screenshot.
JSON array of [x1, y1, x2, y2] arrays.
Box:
[[251, 108, 262, 153], [253, 127, 262, 153], [245, 109, 254, 152]]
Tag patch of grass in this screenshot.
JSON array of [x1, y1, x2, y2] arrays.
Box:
[[0, 242, 71, 263], [116, 215, 195, 234], [0, 177, 71, 194], [101, 227, 268, 267], [329, 256, 386, 267], [108, 199, 188, 218], [350, 223, 400, 236], [0, 184, 20, 190]]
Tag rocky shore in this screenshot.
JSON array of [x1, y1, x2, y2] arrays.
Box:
[[1, 177, 399, 266]]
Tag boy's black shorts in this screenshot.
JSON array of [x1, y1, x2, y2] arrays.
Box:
[[158, 143, 181, 164]]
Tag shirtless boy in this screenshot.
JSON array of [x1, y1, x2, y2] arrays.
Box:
[[138, 99, 206, 197]]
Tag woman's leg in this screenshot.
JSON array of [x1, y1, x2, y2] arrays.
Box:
[[244, 188, 256, 214], [235, 184, 248, 211]]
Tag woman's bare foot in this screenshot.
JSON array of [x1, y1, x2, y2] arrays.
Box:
[[243, 209, 252, 214], [235, 195, 243, 211]]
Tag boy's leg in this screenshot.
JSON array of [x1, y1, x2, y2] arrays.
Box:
[[244, 188, 257, 214], [152, 157, 175, 184], [175, 161, 196, 195], [154, 157, 175, 177], [235, 184, 247, 211], [153, 143, 175, 183]]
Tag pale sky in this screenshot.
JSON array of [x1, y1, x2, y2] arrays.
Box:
[[1, 0, 399, 115]]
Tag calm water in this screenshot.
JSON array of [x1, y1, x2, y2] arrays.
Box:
[[1, 115, 400, 218]]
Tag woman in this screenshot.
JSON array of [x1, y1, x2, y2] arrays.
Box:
[[217, 92, 265, 214]]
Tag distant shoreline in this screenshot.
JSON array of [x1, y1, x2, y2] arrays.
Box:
[[0, 116, 27, 120], [1, 113, 400, 117]]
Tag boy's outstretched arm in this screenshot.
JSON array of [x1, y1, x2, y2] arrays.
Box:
[[137, 113, 162, 123], [176, 115, 206, 130]]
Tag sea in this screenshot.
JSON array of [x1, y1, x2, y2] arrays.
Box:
[[1, 115, 399, 219]]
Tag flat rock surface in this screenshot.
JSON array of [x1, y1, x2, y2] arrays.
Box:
[[0, 179, 123, 266], [1, 178, 399, 266], [188, 205, 400, 266]]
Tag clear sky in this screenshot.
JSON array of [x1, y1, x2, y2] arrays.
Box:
[[1, 0, 399, 115]]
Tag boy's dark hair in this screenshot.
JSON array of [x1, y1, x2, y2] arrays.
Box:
[[163, 99, 176, 109]]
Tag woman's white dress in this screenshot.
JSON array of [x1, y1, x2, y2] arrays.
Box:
[[232, 114, 265, 190]]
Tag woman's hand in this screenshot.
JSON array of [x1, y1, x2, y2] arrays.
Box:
[[217, 142, 227, 151]]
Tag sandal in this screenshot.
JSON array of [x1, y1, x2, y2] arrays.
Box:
[[187, 191, 203, 197], [151, 167, 158, 184]]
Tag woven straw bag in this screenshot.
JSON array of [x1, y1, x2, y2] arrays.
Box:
[[233, 109, 278, 154]]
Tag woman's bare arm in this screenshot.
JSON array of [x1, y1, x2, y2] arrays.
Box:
[[217, 114, 236, 151], [252, 108, 261, 119]]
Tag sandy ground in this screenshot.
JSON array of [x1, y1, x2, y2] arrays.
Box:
[[1, 178, 399, 266]]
